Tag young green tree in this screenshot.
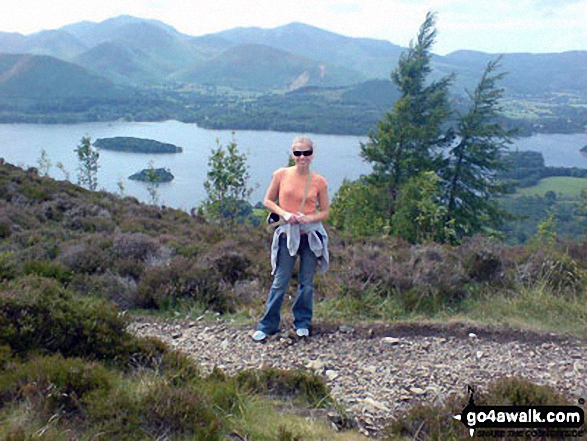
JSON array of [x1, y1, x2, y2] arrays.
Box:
[[392, 171, 456, 243], [74, 136, 99, 191], [329, 178, 389, 237], [36, 148, 51, 176], [443, 58, 514, 240], [203, 137, 255, 224], [360, 12, 453, 221], [56, 162, 70, 181], [144, 160, 161, 205]]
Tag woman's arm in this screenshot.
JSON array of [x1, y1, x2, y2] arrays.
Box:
[[298, 185, 329, 224], [263, 171, 296, 222]]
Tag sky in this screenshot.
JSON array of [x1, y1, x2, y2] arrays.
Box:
[[0, 0, 585, 55]]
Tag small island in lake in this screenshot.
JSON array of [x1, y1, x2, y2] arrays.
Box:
[[129, 168, 174, 182], [94, 137, 183, 153], [581, 145, 587, 154]]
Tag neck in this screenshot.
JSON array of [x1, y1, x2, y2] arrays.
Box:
[[294, 164, 310, 175]]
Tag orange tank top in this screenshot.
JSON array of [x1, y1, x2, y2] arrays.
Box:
[[273, 167, 327, 215]]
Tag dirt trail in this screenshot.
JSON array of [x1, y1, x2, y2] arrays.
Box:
[[130, 318, 587, 437]]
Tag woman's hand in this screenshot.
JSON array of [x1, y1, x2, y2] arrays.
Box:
[[283, 212, 298, 224], [295, 212, 312, 224]]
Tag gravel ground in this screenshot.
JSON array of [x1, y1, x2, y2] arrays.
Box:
[[129, 318, 587, 437]]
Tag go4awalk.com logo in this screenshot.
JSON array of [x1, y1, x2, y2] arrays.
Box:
[[453, 386, 585, 438]]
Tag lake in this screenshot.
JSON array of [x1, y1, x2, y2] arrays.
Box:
[[0, 121, 585, 210]]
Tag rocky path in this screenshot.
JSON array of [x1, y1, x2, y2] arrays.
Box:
[[130, 318, 587, 437]]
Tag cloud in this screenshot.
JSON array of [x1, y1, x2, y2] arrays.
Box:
[[0, 0, 583, 53], [328, 2, 362, 14]]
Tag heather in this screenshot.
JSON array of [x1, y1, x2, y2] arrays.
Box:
[[0, 160, 586, 439]]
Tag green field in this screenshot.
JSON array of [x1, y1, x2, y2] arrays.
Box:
[[515, 176, 587, 198]]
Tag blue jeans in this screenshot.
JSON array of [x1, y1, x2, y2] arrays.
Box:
[[257, 234, 318, 334]]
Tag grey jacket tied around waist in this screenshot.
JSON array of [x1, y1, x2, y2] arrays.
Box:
[[270, 222, 329, 275]]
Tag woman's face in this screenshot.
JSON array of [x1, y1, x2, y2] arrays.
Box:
[[291, 141, 314, 168]]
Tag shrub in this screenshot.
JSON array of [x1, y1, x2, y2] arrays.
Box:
[[22, 259, 72, 284], [459, 236, 507, 283], [158, 349, 201, 386], [86, 382, 222, 440], [136, 256, 236, 313], [518, 250, 585, 295], [68, 272, 139, 309], [236, 368, 330, 407], [59, 242, 109, 274], [385, 377, 573, 440], [480, 376, 570, 406], [199, 245, 251, 284], [0, 216, 11, 238], [114, 257, 145, 280], [0, 251, 17, 281], [397, 244, 468, 312], [112, 232, 160, 261], [0, 277, 128, 360], [0, 355, 114, 418]]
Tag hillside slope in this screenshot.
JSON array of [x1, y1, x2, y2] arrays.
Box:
[[0, 53, 125, 99], [173, 43, 366, 89]]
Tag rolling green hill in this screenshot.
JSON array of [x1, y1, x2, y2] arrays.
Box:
[[0, 29, 87, 60], [213, 22, 404, 80], [0, 15, 585, 99], [516, 177, 587, 198], [74, 42, 168, 84], [0, 53, 125, 99], [437, 50, 587, 97], [172, 43, 366, 90]]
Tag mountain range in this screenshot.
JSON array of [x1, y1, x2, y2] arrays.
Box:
[[0, 15, 585, 97]]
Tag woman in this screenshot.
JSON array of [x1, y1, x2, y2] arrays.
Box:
[[252, 136, 329, 342]]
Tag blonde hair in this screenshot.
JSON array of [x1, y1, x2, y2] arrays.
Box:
[[291, 136, 315, 152]]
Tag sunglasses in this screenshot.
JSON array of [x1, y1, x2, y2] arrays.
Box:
[[293, 149, 313, 157]]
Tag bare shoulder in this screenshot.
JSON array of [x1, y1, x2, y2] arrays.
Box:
[[273, 167, 288, 178], [313, 173, 328, 189]]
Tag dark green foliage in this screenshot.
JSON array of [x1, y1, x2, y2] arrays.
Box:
[[498, 151, 545, 189], [0, 277, 138, 362], [391, 171, 455, 244], [329, 178, 389, 237], [443, 58, 513, 239], [460, 236, 505, 284], [136, 384, 222, 439], [128, 166, 174, 183], [59, 242, 109, 274], [385, 377, 571, 440], [340, 15, 513, 243], [85, 383, 222, 440], [136, 255, 237, 312], [0, 217, 11, 238], [203, 138, 255, 225], [236, 368, 330, 407], [518, 249, 585, 295], [22, 259, 73, 284], [482, 377, 570, 406], [0, 355, 114, 417], [94, 137, 182, 153], [360, 12, 453, 222], [278, 426, 305, 441], [75, 136, 100, 191]]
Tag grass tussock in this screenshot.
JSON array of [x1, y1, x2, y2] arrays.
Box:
[[385, 377, 577, 440]]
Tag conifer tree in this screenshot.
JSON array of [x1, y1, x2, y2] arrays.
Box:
[[360, 12, 453, 219], [443, 58, 514, 239]]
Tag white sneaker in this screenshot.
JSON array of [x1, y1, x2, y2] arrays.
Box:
[[295, 328, 309, 338], [252, 330, 267, 342]]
